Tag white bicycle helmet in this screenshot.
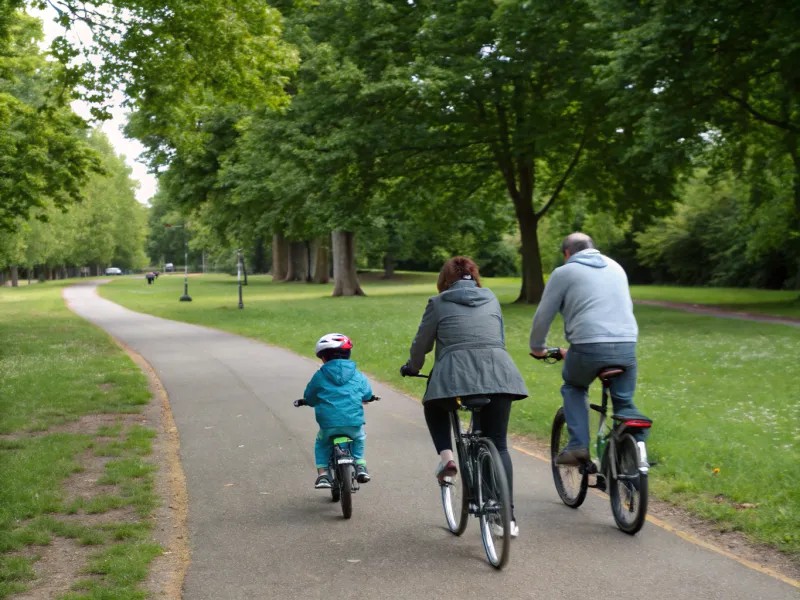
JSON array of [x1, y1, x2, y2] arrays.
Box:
[[315, 333, 353, 358]]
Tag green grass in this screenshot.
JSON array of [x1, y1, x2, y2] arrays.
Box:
[[630, 285, 800, 318], [0, 282, 161, 599], [0, 284, 151, 434], [102, 273, 800, 555]]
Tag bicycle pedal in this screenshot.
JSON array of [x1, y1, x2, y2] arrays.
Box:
[[593, 474, 607, 492]]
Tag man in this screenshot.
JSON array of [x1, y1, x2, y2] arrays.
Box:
[[530, 233, 650, 465]]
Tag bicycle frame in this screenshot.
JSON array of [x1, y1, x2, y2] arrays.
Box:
[[449, 405, 493, 516], [590, 383, 649, 485], [329, 438, 359, 493]]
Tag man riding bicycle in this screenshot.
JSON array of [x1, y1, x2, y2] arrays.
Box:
[[530, 233, 650, 466]]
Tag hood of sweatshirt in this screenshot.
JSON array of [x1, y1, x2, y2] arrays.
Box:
[[566, 248, 607, 269]]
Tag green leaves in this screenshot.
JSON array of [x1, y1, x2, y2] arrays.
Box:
[[0, 12, 100, 232]]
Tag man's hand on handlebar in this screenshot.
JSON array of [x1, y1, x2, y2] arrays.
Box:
[[530, 348, 568, 363]]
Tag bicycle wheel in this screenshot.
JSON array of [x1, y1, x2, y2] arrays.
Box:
[[476, 439, 511, 569], [609, 433, 648, 534], [329, 467, 340, 502], [442, 413, 469, 535], [339, 464, 354, 519], [550, 407, 588, 508]]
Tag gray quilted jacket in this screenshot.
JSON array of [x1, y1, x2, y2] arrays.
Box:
[[407, 280, 528, 403]]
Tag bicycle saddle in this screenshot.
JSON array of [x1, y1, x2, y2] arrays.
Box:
[[598, 367, 625, 382], [459, 396, 491, 409]]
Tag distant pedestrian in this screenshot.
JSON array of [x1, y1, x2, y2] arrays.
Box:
[[146, 272, 155, 285]]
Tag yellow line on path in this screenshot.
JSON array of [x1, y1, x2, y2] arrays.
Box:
[[512, 445, 798, 589]]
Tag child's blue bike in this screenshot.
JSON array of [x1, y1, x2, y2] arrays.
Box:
[[294, 396, 379, 519]]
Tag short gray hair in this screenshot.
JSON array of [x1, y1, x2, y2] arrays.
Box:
[[561, 232, 595, 255]]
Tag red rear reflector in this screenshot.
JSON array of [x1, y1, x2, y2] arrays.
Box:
[[624, 419, 652, 428]]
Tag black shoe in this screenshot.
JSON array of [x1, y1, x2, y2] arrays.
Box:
[[315, 475, 332, 489], [356, 465, 370, 483], [555, 447, 590, 466]]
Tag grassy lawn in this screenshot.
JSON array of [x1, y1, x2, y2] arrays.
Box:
[[101, 273, 800, 556], [0, 282, 161, 599], [630, 285, 800, 318]]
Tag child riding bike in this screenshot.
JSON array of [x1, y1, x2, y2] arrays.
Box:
[[300, 333, 374, 489]]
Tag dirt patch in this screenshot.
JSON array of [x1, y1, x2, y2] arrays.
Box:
[[11, 537, 94, 600], [0, 413, 138, 441], [61, 450, 119, 506], [510, 434, 799, 584], [57, 507, 139, 526], [119, 343, 190, 599], [633, 299, 800, 327], [98, 383, 115, 393]]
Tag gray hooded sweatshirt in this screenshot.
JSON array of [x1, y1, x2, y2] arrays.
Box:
[[529, 249, 638, 349]]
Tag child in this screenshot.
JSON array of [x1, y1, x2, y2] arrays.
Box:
[[302, 333, 373, 489]]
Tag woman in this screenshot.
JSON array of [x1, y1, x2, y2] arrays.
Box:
[[401, 257, 528, 535]]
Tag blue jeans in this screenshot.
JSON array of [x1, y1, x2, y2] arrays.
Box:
[[561, 343, 648, 449], [315, 425, 366, 469]]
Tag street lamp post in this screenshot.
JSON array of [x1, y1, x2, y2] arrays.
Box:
[[166, 224, 192, 302], [237, 248, 244, 309]]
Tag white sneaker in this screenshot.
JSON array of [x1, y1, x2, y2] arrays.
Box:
[[489, 520, 519, 538]]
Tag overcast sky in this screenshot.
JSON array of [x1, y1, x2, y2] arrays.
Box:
[[31, 6, 158, 206]]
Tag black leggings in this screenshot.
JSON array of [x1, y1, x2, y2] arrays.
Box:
[[423, 396, 515, 514]]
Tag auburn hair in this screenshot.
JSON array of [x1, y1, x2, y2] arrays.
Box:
[[437, 256, 482, 293]]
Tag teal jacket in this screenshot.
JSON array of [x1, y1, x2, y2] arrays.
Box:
[[303, 359, 373, 429]]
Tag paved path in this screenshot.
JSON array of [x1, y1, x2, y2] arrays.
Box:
[[64, 282, 796, 600], [634, 299, 800, 327]]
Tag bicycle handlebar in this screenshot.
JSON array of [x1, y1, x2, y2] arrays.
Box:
[[294, 396, 380, 407], [531, 348, 564, 364]]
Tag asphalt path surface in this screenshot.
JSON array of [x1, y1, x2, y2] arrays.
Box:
[[64, 282, 796, 600]]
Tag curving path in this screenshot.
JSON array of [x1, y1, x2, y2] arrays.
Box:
[[64, 282, 797, 600]]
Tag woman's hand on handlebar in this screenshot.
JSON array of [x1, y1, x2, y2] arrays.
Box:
[[363, 395, 381, 404], [530, 348, 567, 363], [293, 399, 306, 407], [399, 363, 418, 377]]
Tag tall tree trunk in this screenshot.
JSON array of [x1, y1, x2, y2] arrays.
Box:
[[10, 266, 19, 287], [382, 252, 395, 279], [332, 231, 365, 297], [285, 242, 309, 281], [312, 236, 331, 284], [513, 197, 545, 304], [252, 236, 267, 273], [271, 234, 289, 281]]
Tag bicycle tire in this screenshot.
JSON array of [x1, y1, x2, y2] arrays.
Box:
[[339, 464, 354, 519], [550, 407, 588, 508], [476, 439, 511, 570], [441, 412, 469, 535], [329, 466, 340, 502], [609, 433, 648, 535]]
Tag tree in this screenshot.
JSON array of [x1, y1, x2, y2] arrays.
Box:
[[597, 0, 800, 285], [0, 11, 100, 232]]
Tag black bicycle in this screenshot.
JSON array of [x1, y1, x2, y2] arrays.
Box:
[[294, 396, 379, 519], [404, 373, 512, 569], [533, 349, 651, 534]]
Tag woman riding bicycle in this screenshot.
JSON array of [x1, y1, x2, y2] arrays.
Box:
[[400, 257, 528, 536]]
